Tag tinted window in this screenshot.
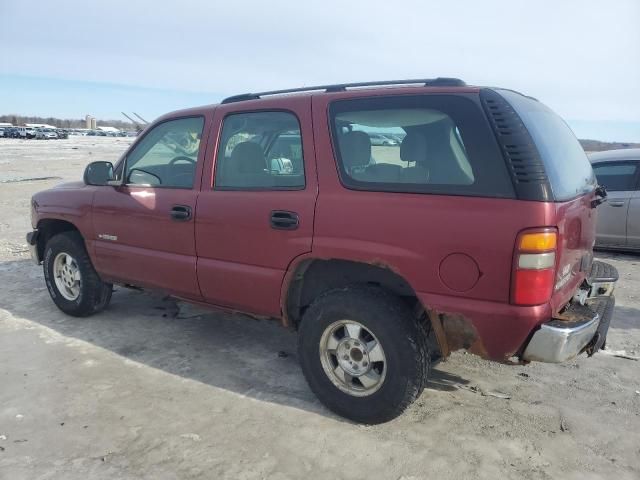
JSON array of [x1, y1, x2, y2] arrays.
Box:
[[329, 95, 514, 197], [592, 162, 638, 191], [498, 89, 596, 201], [124, 117, 204, 188], [215, 111, 305, 190]]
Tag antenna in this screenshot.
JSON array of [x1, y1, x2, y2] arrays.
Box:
[[121, 112, 144, 133], [133, 112, 149, 124]]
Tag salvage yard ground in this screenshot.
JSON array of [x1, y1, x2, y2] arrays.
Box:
[[0, 136, 639, 480]]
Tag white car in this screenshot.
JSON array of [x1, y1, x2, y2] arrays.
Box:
[[17, 127, 36, 139], [36, 128, 58, 140]]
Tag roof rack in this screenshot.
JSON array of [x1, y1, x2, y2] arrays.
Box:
[[221, 77, 466, 104]]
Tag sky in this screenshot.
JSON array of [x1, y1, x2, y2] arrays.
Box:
[[1, 0, 639, 142]]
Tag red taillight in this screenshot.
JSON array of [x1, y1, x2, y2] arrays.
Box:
[[511, 229, 557, 306]]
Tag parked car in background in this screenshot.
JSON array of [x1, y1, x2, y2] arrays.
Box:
[[18, 127, 36, 139], [590, 148, 640, 251], [56, 129, 69, 139], [35, 128, 59, 140], [0, 128, 6, 138], [27, 78, 617, 424]]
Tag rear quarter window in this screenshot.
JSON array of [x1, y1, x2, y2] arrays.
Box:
[[329, 95, 515, 198], [497, 89, 596, 201]]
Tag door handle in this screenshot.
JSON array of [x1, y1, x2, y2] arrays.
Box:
[[270, 210, 299, 230], [170, 205, 192, 221], [608, 201, 625, 207]]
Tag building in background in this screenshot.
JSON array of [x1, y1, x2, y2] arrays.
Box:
[[85, 115, 97, 130], [97, 126, 120, 134]]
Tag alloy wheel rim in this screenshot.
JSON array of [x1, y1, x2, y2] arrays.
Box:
[[53, 252, 81, 301], [319, 320, 386, 397]]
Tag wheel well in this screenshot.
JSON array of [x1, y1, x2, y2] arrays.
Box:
[[286, 259, 420, 326], [286, 259, 443, 359], [36, 219, 80, 261]]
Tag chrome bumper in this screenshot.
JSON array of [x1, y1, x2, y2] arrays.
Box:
[[523, 261, 617, 363], [522, 314, 600, 363]]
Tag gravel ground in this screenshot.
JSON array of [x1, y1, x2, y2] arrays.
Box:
[[0, 136, 639, 480]]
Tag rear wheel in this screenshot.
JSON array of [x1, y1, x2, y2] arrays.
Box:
[[298, 286, 429, 424], [43, 231, 112, 317]]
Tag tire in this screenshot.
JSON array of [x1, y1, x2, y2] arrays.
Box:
[[298, 285, 429, 424], [43, 231, 112, 317]]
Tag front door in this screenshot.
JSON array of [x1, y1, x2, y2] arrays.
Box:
[[195, 97, 317, 316], [92, 116, 208, 299]]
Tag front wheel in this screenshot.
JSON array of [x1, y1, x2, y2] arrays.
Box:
[[43, 231, 112, 317], [298, 286, 429, 424]]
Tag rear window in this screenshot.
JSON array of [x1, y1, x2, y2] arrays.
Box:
[[329, 95, 514, 197], [497, 89, 596, 201]]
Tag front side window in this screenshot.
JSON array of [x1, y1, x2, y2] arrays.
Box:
[[124, 117, 204, 188], [215, 111, 305, 190], [329, 95, 514, 197], [592, 162, 639, 191]]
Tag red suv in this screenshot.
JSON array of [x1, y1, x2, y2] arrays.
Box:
[[27, 78, 617, 423]]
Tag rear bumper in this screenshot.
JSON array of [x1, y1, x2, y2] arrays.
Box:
[[522, 261, 617, 363]]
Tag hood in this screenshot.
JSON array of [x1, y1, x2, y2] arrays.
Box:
[[52, 180, 87, 190]]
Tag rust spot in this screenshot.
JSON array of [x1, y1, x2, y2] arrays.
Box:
[[367, 258, 401, 275], [554, 301, 595, 324], [428, 312, 450, 358], [429, 311, 490, 360]]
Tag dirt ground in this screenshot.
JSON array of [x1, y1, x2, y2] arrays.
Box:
[[0, 136, 639, 480]]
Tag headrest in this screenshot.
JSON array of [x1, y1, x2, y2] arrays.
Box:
[[339, 131, 371, 169], [231, 141, 266, 174], [400, 133, 427, 164]]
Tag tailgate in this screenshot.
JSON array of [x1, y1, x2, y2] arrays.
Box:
[[551, 192, 597, 314]]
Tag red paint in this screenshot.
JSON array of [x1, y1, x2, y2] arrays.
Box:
[[31, 85, 597, 362]]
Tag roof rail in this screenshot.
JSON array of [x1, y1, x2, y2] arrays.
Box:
[[220, 77, 466, 104]]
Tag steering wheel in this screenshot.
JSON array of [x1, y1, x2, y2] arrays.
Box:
[[169, 155, 196, 167], [168, 156, 196, 187]]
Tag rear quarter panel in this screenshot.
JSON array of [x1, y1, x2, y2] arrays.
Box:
[[308, 90, 578, 361]]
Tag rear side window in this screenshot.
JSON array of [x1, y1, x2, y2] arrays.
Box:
[[497, 89, 596, 201], [592, 162, 639, 191], [215, 111, 305, 190], [329, 95, 514, 197]]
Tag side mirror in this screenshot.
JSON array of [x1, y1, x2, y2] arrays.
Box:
[[83, 161, 115, 186]]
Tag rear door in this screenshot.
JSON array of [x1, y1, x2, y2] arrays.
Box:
[[195, 97, 318, 316], [92, 115, 208, 299], [592, 161, 639, 247]]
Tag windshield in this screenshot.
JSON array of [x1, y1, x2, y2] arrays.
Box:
[[498, 89, 596, 201]]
